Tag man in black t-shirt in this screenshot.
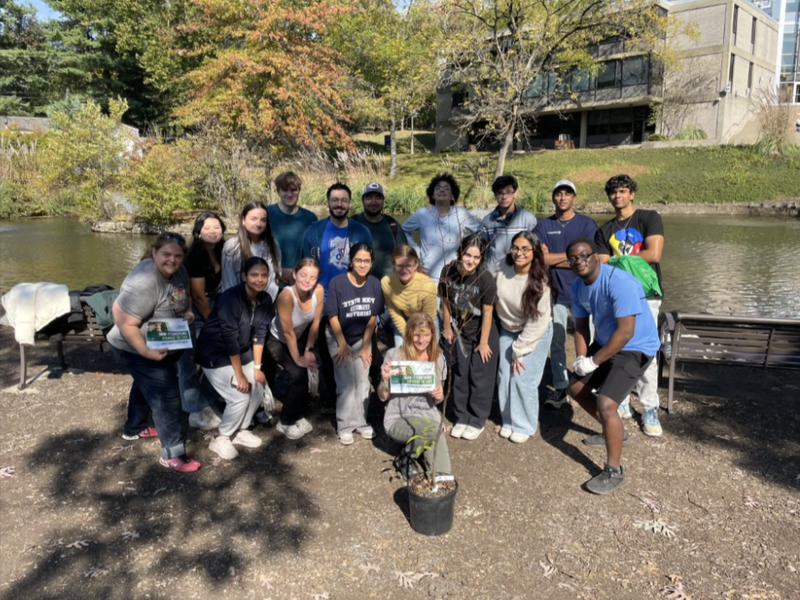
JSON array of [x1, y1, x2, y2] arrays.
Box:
[[594, 174, 664, 438]]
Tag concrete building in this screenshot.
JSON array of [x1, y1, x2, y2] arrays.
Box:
[[746, 0, 800, 104], [436, 0, 780, 150]]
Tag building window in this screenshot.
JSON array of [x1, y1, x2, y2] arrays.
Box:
[[622, 56, 649, 86], [732, 5, 739, 45], [729, 54, 736, 89], [747, 62, 754, 94], [751, 17, 757, 53], [597, 60, 619, 89]]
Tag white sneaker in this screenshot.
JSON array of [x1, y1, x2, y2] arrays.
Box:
[[339, 432, 355, 445], [509, 432, 530, 444], [618, 397, 633, 419], [297, 418, 313, 435], [189, 406, 221, 430], [450, 423, 467, 438], [209, 434, 238, 460], [461, 425, 484, 441], [276, 421, 306, 440], [358, 426, 375, 440], [232, 429, 262, 448], [499, 426, 512, 439]]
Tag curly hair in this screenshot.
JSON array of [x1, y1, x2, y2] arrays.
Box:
[[426, 172, 460, 205], [604, 174, 638, 195]]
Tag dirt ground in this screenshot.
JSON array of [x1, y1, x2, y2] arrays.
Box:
[[1, 326, 798, 600]]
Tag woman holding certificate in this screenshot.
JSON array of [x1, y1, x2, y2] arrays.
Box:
[[377, 312, 450, 479], [494, 231, 553, 444], [195, 257, 275, 461], [108, 232, 200, 473], [324, 243, 384, 445]]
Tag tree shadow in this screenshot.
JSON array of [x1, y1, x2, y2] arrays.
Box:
[[3, 426, 318, 598]]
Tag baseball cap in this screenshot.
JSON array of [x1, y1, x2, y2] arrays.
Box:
[[362, 182, 385, 198], [552, 179, 577, 194]]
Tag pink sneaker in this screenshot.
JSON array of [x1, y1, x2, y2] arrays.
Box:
[[159, 455, 201, 473], [121, 426, 158, 441]]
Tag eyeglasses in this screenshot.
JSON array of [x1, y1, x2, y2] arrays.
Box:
[[395, 263, 416, 271], [510, 246, 533, 255], [567, 253, 594, 266], [352, 258, 372, 265], [159, 232, 186, 244], [433, 183, 451, 191], [329, 196, 351, 204]]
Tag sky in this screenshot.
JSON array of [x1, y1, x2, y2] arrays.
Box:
[[25, 0, 61, 22]]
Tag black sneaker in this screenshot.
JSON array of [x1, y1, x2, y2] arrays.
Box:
[[585, 465, 625, 495], [392, 450, 421, 481], [582, 431, 629, 447], [544, 388, 569, 409]]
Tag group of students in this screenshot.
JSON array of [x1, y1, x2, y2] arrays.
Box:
[[107, 170, 663, 495]]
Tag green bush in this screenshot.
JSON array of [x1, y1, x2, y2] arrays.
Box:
[[646, 133, 670, 142], [674, 127, 707, 141], [124, 139, 197, 224]]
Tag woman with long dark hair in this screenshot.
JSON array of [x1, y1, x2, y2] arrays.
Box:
[[195, 256, 275, 460], [108, 232, 201, 472], [221, 201, 282, 301], [439, 233, 498, 441], [495, 231, 553, 443]]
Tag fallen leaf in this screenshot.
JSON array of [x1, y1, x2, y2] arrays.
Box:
[[309, 448, 322, 454], [261, 576, 274, 589], [66, 539, 91, 549], [83, 566, 106, 578], [0, 467, 15, 478], [228, 566, 237, 577], [358, 563, 379, 574], [539, 560, 556, 578], [121, 531, 139, 542], [744, 495, 760, 508]]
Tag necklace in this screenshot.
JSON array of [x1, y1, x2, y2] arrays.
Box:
[[615, 211, 635, 232], [556, 216, 572, 229]]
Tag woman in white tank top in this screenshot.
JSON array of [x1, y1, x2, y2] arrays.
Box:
[[265, 258, 324, 440]]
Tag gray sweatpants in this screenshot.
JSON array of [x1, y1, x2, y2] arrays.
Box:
[[325, 328, 371, 435], [201, 361, 262, 437]]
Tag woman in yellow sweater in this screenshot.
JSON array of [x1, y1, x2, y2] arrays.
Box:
[[381, 245, 438, 347]]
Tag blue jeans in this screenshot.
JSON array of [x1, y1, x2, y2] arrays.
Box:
[[497, 322, 553, 437], [112, 347, 187, 459], [178, 320, 217, 414], [550, 303, 572, 390]]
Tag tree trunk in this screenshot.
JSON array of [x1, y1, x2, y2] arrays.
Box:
[[495, 122, 515, 179], [410, 114, 415, 155], [390, 97, 398, 178]]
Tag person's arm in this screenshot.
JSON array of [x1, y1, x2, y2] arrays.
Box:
[[591, 315, 635, 365], [475, 304, 494, 363], [594, 227, 611, 264], [328, 316, 350, 367], [440, 297, 454, 344], [220, 241, 242, 291], [302, 285, 325, 369], [383, 277, 408, 337], [394, 220, 408, 245], [400, 209, 422, 254], [638, 234, 664, 265], [461, 208, 481, 235], [378, 357, 392, 402], [356, 315, 377, 368], [252, 344, 266, 386], [190, 278, 212, 320], [229, 352, 251, 393], [276, 290, 304, 367], [573, 316, 591, 358], [112, 302, 168, 361]]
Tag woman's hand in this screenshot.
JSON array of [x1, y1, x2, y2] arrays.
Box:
[[332, 344, 350, 367], [475, 342, 492, 363], [183, 309, 195, 326], [297, 350, 319, 371], [431, 385, 444, 404], [233, 372, 251, 394], [253, 368, 267, 387], [381, 360, 392, 381], [442, 327, 455, 345], [512, 358, 526, 376], [143, 348, 169, 361], [356, 346, 372, 369]]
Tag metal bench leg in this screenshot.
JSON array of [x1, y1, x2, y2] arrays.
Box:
[[56, 340, 67, 370], [19, 344, 27, 390]]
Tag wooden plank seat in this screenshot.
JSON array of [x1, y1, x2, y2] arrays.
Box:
[[661, 311, 800, 412], [18, 296, 111, 390]]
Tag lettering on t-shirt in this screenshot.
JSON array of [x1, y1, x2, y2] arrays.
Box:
[[342, 296, 376, 318], [327, 236, 350, 271]]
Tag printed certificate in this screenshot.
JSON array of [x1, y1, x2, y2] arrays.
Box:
[[145, 318, 193, 350], [389, 361, 436, 393]]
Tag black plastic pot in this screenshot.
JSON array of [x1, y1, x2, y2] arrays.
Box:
[[407, 480, 458, 536]]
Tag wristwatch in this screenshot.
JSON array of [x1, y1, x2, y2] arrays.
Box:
[[305, 347, 315, 353]]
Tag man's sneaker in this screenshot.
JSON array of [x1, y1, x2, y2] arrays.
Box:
[[209, 435, 239, 460], [617, 397, 633, 419], [544, 388, 569, 409], [461, 425, 484, 441], [232, 429, 262, 448], [499, 426, 512, 439], [297, 418, 313, 435], [509, 432, 530, 444], [159, 455, 202, 472], [189, 406, 222, 430], [339, 432, 355, 446], [450, 423, 467, 439], [276, 421, 306, 440], [585, 465, 625, 495], [392, 449, 421, 481], [254, 409, 272, 425], [582, 431, 630, 448], [358, 426, 375, 440], [642, 408, 663, 437], [122, 426, 158, 441]]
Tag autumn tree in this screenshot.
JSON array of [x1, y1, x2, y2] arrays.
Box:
[[173, 0, 354, 158], [440, 0, 666, 177]]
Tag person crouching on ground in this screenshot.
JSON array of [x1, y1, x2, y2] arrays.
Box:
[[195, 257, 275, 460], [377, 312, 450, 480], [566, 239, 661, 494]]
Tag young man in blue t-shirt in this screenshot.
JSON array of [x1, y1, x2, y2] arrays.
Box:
[[534, 179, 598, 408], [267, 171, 318, 284], [566, 238, 660, 495]]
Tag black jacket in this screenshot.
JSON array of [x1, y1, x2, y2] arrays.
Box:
[[195, 283, 274, 369]]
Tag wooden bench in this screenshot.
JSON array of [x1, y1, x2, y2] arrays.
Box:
[[18, 296, 111, 390], [661, 312, 800, 412]]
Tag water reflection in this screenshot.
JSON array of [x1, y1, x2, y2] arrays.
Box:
[[1, 215, 799, 318]]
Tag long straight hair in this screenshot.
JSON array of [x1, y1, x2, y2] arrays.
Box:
[[186, 211, 226, 279], [400, 312, 440, 364], [236, 201, 280, 277], [391, 244, 428, 276], [505, 231, 550, 319]]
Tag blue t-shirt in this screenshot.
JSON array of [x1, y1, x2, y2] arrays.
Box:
[[267, 204, 318, 271], [324, 273, 385, 345], [319, 221, 352, 291], [571, 263, 659, 356], [533, 214, 598, 304]]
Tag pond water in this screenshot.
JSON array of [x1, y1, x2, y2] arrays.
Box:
[[1, 215, 799, 318]]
